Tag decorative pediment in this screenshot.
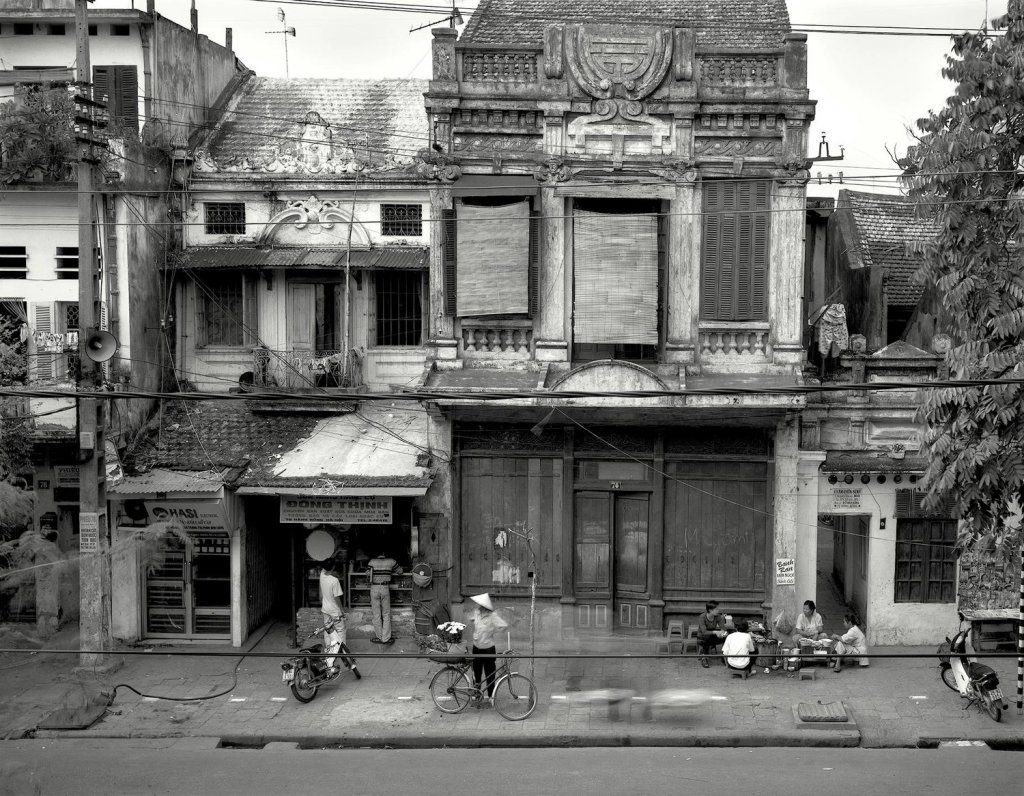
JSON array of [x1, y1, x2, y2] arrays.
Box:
[[563, 25, 675, 101], [566, 99, 673, 165], [257, 196, 370, 247], [870, 341, 933, 359], [549, 360, 669, 392]]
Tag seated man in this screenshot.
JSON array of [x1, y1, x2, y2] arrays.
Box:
[[722, 619, 757, 676], [696, 600, 728, 668]]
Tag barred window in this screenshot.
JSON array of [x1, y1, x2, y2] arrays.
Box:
[[196, 273, 256, 347], [380, 204, 423, 237], [64, 303, 79, 331], [894, 519, 956, 603], [0, 247, 28, 279], [204, 202, 246, 235], [374, 271, 422, 346]]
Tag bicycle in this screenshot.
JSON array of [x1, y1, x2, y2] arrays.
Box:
[[427, 635, 538, 721]]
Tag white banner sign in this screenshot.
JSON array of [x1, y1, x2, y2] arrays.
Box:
[[821, 484, 865, 513], [775, 557, 795, 585], [280, 496, 393, 525], [144, 500, 228, 533], [80, 511, 103, 553]]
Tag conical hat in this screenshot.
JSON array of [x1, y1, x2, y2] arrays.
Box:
[[470, 593, 493, 611]]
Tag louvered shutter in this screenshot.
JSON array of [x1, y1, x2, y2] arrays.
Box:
[[528, 210, 540, 318], [116, 65, 139, 131], [243, 276, 257, 346], [700, 183, 721, 319], [442, 208, 457, 315], [92, 65, 110, 108], [31, 303, 55, 382], [194, 282, 208, 347]]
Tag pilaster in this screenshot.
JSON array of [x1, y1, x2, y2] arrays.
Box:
[[665, 179, 699, 364]]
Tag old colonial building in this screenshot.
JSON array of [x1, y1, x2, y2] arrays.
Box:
[[417, 0, 817, 636]]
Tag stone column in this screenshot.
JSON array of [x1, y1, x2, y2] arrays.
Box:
[[665, 179, 700, 366], [535, 185, 568, 362], [428, 186, 457, 361], [769, 180, 807, 368]]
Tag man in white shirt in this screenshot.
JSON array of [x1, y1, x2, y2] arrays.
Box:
[[319, 558, 345, 672], [722, 619, 757, 675]]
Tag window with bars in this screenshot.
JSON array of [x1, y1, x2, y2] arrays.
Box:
[[374, 271, 423, 346], [380, 204, 423, 237], [894, 518, 956, 603], [56, 247, 78, 279], [195, 273, 256, 347], [700, 180, 770, 321], [0, 247, 28, 279], [59, 302, 80, 382], [204, 202, 246, 235]]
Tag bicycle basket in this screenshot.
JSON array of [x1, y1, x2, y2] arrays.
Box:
[[501, 649, 518, 672], [424, 637, 468, 665]]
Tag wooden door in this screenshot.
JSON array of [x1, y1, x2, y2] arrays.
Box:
[[613, 493, 649, 630], [287, 284, 316, 387]]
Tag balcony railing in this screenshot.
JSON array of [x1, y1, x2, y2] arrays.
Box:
[[459, 319, 533, 358], [252, 347, 361, 389], [699, 324, 771, 363]]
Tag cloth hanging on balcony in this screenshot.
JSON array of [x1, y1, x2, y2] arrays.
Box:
[[573, 209, 659, 344], [816, 303, 849, 357], [455, 199, 530, 316]]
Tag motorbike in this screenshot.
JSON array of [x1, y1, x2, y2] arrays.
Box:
[[939, 616, 1008, 722], [281, 620, 361, 703]]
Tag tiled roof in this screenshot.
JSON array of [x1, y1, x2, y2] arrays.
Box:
[[838, 190, 939, 307], [174, 246, 429, 270], [460, 0, 790, 48], [206, 77, 429, 166]]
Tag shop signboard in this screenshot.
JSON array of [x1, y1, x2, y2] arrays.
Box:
[[819, 483, 865, 513], [80, 511, 102, 553], [55, 466, 80, 486], [144, 500, 228, 533], [280, 496, 393, 525], [775, 557, 795, 585]]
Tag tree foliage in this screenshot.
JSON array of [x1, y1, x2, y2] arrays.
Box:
[[901, 2, 1024, 550], [0, 84, 78, 185]]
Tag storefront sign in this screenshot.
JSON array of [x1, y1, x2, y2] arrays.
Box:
[[55, 466, 79, 486], [775, 557, 795, 585], [280, 496, 393, 525], [80, 511, 102, 553], [827, 486, 864, 512], [144, 500, 228, 533]]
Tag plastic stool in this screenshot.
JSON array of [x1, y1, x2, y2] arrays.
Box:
[[729, 669, 750, 680], [799, 668, 816, 681], [680, 624, 700, 655], [666, 621, 686, 654]]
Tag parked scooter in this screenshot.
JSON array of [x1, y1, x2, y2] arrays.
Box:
[[939, 615, 1008, 722], [281, 619, 361, 703]]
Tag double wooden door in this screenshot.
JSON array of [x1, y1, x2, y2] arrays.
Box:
[[574, 491, 650, 630]]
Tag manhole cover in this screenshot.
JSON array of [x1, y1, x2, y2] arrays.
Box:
[[797, 701, 848, 722]]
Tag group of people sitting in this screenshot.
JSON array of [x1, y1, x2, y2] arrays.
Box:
[[696, 599, 869, 675]]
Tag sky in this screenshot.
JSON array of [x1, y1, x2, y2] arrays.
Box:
[[94, 0, 1010, 197]]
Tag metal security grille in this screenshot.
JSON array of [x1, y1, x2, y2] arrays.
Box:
[[64, 303, 79, 330], [375, 271, 422, 346], [0, 247, 28, 279], [204, 202, 246, 235], [380, 203, 423, 236], [63, 302, 80, 382]]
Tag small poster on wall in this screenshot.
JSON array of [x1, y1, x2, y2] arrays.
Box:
[[776, 557, 795, 585]]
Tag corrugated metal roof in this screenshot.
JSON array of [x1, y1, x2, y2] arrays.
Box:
[[109, 468, 227, 496], [174, 246, 428, 270]]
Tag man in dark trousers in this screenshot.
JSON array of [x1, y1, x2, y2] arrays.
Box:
[[368, 550, 402, 645], [696, 600, 727, 668]]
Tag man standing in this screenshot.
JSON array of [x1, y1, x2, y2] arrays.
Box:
[[368, 550, 402, 645], [319, 558, 345, 673]]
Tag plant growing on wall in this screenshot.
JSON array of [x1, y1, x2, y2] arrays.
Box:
[[0, 84, 78, 185]]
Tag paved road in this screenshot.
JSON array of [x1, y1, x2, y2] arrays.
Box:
[[1, 740, 1019, 795]]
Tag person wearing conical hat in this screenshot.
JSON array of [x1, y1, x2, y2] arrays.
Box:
[[469, 593, 507, 704]]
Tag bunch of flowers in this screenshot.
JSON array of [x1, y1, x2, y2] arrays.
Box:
[[437, 621, 466, 643]]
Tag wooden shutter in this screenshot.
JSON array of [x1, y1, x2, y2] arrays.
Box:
[[193, 281, 208, 348], [93, 65, 139, 131], [243, 275, 257, 346], [895, 488, 955, 518], [700, 184, 721, 320], [442, 208, 457, 315], [31, 303, 55, 382], [92, 65, 110, 108], [528, 210, 540, 318]]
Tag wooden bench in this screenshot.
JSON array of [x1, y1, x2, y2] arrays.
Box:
[[962, 609, 1019, 652]]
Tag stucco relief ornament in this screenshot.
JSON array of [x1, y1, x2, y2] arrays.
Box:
[[192, 148, 220, 172], [413, 148, 462, 182], [774, 157, 812, 185], [533, 156, 576, 183], [650, 158, 698, 182], [288, 196, 344, 236], [564, 24, 673, 101]]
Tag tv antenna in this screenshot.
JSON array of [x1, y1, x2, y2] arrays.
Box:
[[410, 3, 464, 32], [810, 132, 845, 163], [266, 7, 297, 77]]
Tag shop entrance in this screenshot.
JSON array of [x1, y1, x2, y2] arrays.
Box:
[[145, 532, 231, 638], [574, 490, 650, 631]]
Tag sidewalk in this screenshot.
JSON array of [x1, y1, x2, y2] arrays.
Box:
[[2, 622, 1022, 749]]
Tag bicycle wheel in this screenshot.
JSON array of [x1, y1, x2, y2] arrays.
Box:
[[940, 665, 958, 692], [491, 673, 537, 720], [429, 667, 474, 714]]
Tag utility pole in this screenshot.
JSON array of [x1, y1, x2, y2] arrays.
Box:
[[75, 0, 110, 667]]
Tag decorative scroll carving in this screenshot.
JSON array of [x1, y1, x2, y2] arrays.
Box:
[[544, 24, 565, 78], [533, 156, 576, 183], [452, 135, 543, 155], [567, 99, 673, 164], [413, 148, 462, 182], [672, 28, 695, 81], [774, 157, 812, 185], [433, 40, 456, 80], [564, 24, 673, 100], [462, 51, 539, 82], [649, 158, 698, 182], [693, 138, 780, 158], [459, 323, 533, 355], [699, 55, 779, 85], [257, 195, 371, 247]]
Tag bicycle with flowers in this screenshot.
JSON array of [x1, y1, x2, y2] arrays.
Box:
[[423, 623, 537, 720]]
